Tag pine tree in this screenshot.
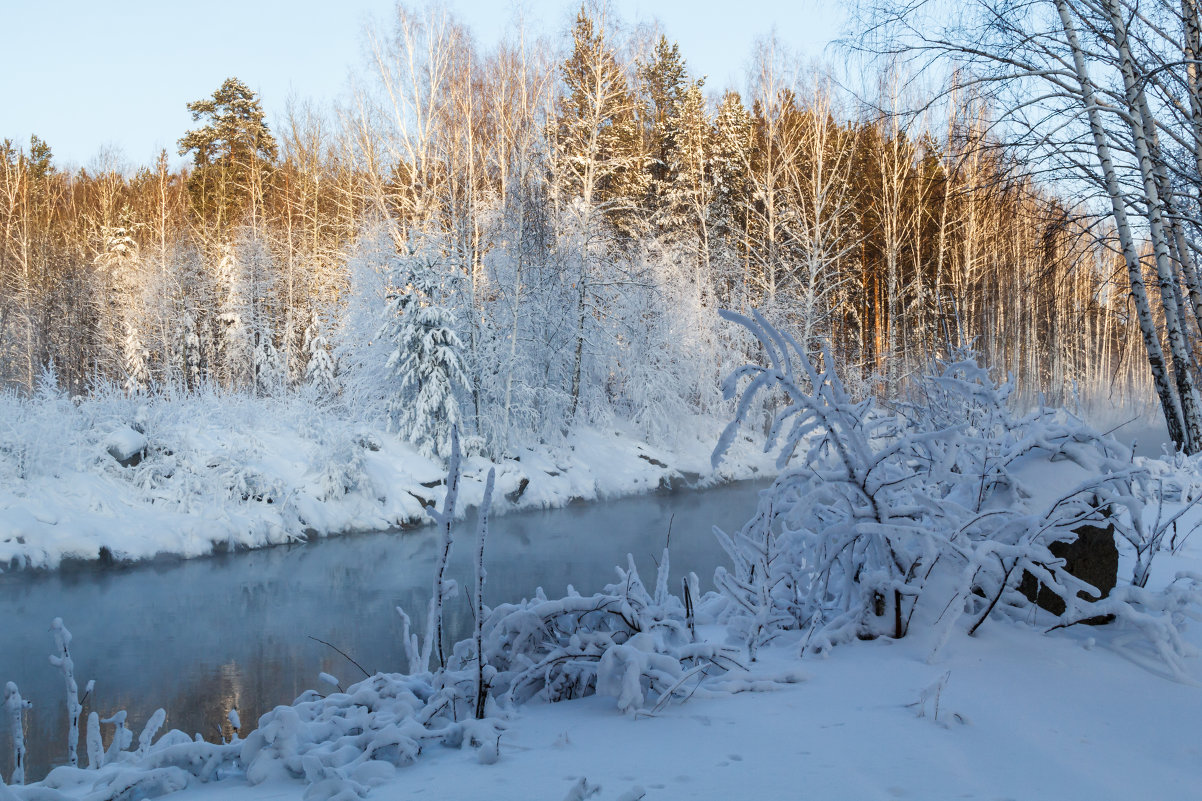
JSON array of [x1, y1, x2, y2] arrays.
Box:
[[378, 247, 469, 460], [178, 78, 278, 234]]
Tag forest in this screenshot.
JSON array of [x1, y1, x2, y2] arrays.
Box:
[[4, 2, 1202, 800], [0, 3, 1157, 460]]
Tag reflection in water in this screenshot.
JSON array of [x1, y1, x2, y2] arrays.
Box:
[[0, 480, 765, 781]]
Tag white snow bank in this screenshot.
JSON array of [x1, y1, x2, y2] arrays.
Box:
[[0, 390, 775, 571]]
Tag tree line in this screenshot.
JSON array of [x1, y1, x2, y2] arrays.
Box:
[[0, 2, 1151, 456], [862, 0, 1202, 452]]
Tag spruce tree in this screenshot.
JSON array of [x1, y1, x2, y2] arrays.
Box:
[[176, 309, 202, 392], [710, 91, 755, 304], [253, 334, 285, 396], [302, 323, 337, 399], [378, 247, 469, 460], [96, 225, 151, 393], [663, 79, 712, 246], [214, 244, 253, 389]]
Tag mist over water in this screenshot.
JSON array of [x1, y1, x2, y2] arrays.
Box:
[[0, 480, 765, 781]]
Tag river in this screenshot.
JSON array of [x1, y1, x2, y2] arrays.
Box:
[[0, 479, 766, 781]]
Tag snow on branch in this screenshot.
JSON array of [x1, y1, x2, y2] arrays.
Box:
[[710, 309, 1202, 665]]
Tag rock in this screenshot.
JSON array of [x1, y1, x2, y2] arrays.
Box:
[[407, 491, 436, 510], [1018, 523, 1118, 623], [105, 427, 147, 468], [637, 453, 668, 469], [355, 434, 381, 452], [505, 477, 530, 504]]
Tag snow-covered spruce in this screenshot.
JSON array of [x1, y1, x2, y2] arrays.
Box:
[[709, 310, 1201, 674], [303, 323, 338, 400], [377, 240, 470, 461]]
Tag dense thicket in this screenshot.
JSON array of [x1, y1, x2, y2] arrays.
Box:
[[0, 4, 1150, 455]]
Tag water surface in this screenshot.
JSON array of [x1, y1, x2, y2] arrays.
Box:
[[0, 480, 766, 781]]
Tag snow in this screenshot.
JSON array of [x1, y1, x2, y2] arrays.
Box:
[[0, 390, 775, 571], [9, 603, 1196, 799], [4, 412, 1202, 798], [378, 628, 1199, 800], [102, 427, 146, 465], [4, 321, 1202, 800]]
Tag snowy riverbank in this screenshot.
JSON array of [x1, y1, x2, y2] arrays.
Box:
[[6, 521, 1202, 801], [4, 358, 1202, 799], [0, 389, 776, 571], [161, 617, 1202, 801]]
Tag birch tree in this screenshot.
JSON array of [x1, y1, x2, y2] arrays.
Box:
[[856, 0, 1202, 451]]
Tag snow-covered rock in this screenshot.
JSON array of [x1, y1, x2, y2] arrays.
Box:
[[104, 426, 147, 467]]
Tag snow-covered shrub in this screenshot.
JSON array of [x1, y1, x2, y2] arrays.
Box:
[[476, 550, 742, 715], [712, 310, 1200, 668], [40, 723, 240, 799], [712, 309, 957, 649]]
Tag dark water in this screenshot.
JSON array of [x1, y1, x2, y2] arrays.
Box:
[[0, 480, 766, 781]]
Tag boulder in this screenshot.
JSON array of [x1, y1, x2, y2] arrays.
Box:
[[505, 477, 530, 504], [1018, 522, 1118, 623], [105, 426, 147, 468]]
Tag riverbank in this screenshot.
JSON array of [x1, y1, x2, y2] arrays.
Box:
[[7, 533, 1201, 801], [0, 389, 776, 571], [168, 618, 1201, 801], [3, 391, 1201, 799]]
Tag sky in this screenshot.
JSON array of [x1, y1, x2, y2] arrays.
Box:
[[0, 1, 847, 170]]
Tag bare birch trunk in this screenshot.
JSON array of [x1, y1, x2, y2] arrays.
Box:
[[1057, 0, 1189, 449], [1107, 0, 1202, 451]]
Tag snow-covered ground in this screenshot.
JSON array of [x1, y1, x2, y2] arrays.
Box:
[[0, 389, 775, 570], [7, 526, 1202, 801], [158, 621, 1201, 801]]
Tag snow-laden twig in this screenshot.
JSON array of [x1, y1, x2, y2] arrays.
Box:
[[86, 711, 102, 769], [102, 711, 131, 765], [426, 426, 461, 671], [47, 618, 81, 768], [475, 467, 495, 720], [4, 682, 32, 785]]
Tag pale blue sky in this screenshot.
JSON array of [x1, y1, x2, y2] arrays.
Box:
[[0, 1, 846, 169]]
